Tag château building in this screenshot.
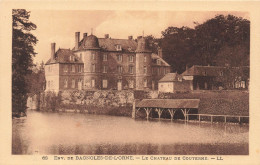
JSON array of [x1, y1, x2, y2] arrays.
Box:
[[45, 32, 171, 92]]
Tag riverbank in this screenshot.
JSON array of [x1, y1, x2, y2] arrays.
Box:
[[32, 90, 249, 120]]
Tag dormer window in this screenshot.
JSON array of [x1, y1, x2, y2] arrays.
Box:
[[116, 45, 122, 51], [156, 59, 161, 65], [70, 56, 75, 62]]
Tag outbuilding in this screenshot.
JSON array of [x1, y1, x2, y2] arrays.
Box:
[[158, 73, 192, 93]]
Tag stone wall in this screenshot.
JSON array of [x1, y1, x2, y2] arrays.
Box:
[[39, 90, 158, 116]]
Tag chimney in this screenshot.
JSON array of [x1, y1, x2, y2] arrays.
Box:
[[158, 48, 163, 59], [83, 33, 88, 38], [128, 36, 133, 40], [186, 64, 189, 71], [51, 43, 56, 60], [105, 34, 109, 39], [75, 32, 80, 50], [137, 36, 142, 40]]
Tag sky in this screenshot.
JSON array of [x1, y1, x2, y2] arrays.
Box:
[[29, 10, 249, 64]]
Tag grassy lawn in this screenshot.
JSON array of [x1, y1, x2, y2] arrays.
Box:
[[160, 90, 249, 116]]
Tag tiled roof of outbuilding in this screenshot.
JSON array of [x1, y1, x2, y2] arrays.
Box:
[[136, 99, 200, 109], [182, 65, 225, 76], [45, 49, 83, 65], [159, 73, 181, 82]]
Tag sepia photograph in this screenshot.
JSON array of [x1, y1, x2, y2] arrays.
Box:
[[12, 9, 250, 155], [1, 1, 260, 165]]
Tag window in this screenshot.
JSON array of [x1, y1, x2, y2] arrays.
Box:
[[144, 79, 147, 87], [144, 55, 147, 62], [129, 66, 134, 74], [129, 55, 134, 62], [64, 65, 68, 72], [157, 59, 161, 65], [78, 65, 82, 72], [241, 81, 246, 88], [91, 79, 95, 88], [103, 54, 107, 61], [102, 79, 108, 88], [220, 71, 224, 76], [117, 54, 122, 62], [78, 79, 82, 90], [103, 65, 107, 73], [64, 79, 68, 88], [144, 66, 147, 74], [80, 53, 82, 60], [72, 79, 75, 88], [129, 80, 134, 88], [203, 71, 207, 76], [70, 56, 75, 61], [116, 45, 122, 51], [92, 52, 96, 60], [117, 66, 123, 73], [91, 64, 96, 72], [71, 65, 75, 72]]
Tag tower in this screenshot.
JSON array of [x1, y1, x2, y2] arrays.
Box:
[[135, 37, 152, 90], [74, 32, 101, 89]]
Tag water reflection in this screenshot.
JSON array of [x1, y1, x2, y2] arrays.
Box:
[[12, 110, 248, 155]]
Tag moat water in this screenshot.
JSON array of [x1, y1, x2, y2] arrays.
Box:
[[12, 110, 249, 155]]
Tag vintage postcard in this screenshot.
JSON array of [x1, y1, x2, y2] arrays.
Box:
[[0, 1, 260, 165]]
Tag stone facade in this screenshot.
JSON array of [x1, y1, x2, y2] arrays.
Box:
[[45, 32, 171, 92]]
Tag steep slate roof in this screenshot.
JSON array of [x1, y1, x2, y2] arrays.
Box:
[[182, 65, 225, 76], [75, 37, 170, 66], [45, 49, 83, 65], [136, 99, 200, 109], [76, 37, 137, 53], [98, 38, 137, 53], [159, 73, 181, 82]]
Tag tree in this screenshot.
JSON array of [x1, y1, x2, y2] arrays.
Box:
[[160, 26, 195, 73], [26, 61, 46, 94], [158, 14, 249, 73], [193, 14, 250, 67], [12, 9, 38, 117]]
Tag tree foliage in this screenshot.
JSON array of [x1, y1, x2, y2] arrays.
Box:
[[12, 9, 38, 117], [26, 62, 46, 95], [159, 14, 250, 73]]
